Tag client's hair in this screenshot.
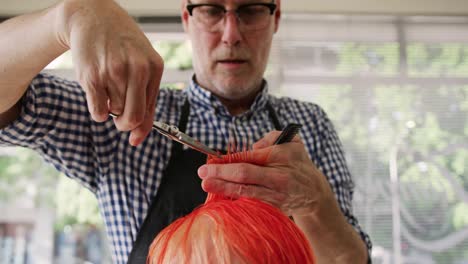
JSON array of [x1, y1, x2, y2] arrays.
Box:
[[147, 149, 315, 264]]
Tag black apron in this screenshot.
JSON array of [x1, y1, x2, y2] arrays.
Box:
[[127, 99, 282, 263]]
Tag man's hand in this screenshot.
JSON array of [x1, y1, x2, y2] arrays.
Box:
[[198, 131, 369, 263], [58, 0, 164, 146], [197, 131, 335, 216]]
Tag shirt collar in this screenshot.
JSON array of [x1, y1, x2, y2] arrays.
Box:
[[186, 76, 270, 118]]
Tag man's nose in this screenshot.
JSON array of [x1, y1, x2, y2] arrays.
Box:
[[221, 12, 242, 46]]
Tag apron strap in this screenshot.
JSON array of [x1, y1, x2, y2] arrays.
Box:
[[128, 97, 282, 263], [127, 99, 194, 264], [266, 100, 283, 131]]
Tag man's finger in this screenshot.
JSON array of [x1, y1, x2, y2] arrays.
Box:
[[116, 51, 149, 132], [198, 161, 285, 190], [145, 54, 163, 115], [128, 118, 153, 146], [81, 70, 109, 122], [106, 52, 128, 115], [127, 55, 163, 146], [201, 178, 286, 207], [252, 131, 281, 149]]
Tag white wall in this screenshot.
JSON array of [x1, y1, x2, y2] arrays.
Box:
[[1, 0, 468, 16]]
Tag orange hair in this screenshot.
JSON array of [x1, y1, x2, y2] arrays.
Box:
[[147, 149, 315, 264]]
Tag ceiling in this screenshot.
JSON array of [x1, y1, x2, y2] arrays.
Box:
[[1, 0, 468, 17]]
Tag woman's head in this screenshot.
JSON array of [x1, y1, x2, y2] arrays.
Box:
[[148, 149, 315, 264], [148, 193, 315, 264]]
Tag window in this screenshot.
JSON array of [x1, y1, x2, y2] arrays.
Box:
[[2, 15, 467, 263], [272, 15, 468, 263]]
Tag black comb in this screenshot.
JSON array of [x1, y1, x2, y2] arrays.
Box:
[[273, 123, 302, 145]]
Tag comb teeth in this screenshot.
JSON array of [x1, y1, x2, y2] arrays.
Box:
[[220, 149, 251, 163], [220, 133, 253, 163], [215, 123, 302, 163]]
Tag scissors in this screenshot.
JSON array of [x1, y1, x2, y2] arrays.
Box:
[[109, 113, 221, 158]]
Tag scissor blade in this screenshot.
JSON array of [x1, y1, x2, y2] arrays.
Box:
[[177, 132, 221, 158], [152, 121, 221, 158], [108, 114, 219, 157]]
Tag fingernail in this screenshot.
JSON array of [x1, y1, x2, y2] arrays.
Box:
[[198, 165, 207, 178], [129, 134, 141, 146]]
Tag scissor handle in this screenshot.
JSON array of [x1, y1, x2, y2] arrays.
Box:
[[110, 113, 220, 157]]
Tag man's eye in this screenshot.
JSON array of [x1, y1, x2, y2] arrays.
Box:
[[199, 6, 224, 17], [239, 5, 268, 17]]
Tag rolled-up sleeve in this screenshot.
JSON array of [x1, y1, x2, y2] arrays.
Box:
[[0, 73, 119, 193]]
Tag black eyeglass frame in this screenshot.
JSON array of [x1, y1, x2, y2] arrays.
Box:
[[186, 2, 278, 16]]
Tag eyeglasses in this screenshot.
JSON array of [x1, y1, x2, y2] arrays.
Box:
[[186, 2, 277, 32]]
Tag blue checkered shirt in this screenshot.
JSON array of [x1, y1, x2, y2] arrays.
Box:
[[0, 73, 372, 263]]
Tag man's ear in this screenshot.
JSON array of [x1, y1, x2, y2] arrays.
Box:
[[274, 0, 281, 33], [181, 0, 190, 32]]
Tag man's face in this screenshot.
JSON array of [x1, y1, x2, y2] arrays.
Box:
[[181, 0, 281, 101]]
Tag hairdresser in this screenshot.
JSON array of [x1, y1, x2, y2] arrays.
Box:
[[0, 0, 371, 263]]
